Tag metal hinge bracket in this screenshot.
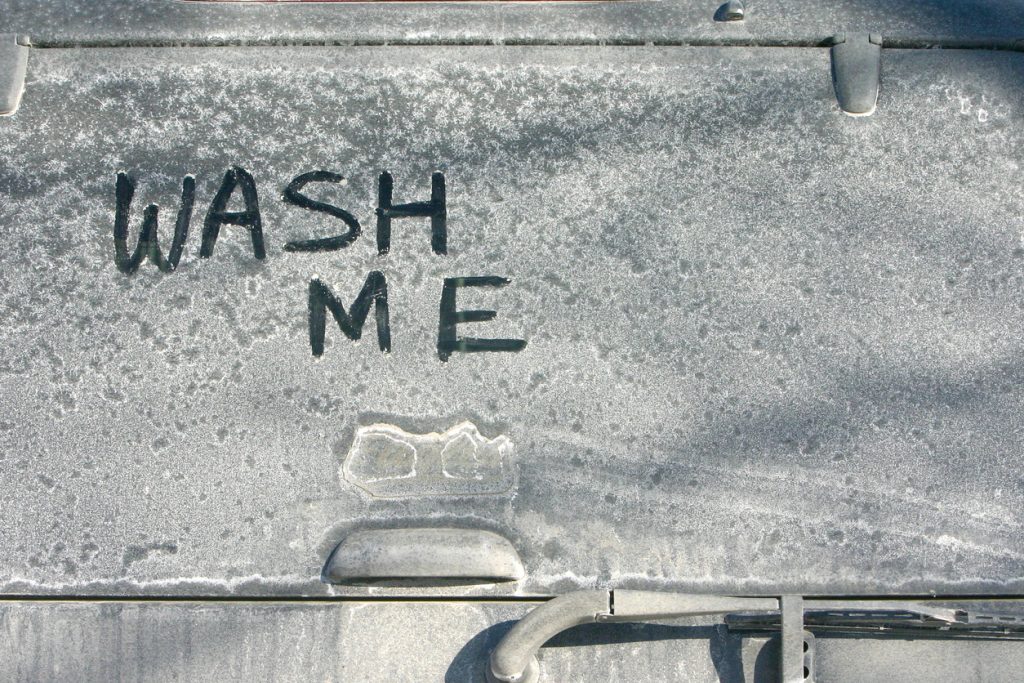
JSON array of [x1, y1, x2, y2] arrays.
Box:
[[831, 33, 882, 116], [0, 34, 29, 116]]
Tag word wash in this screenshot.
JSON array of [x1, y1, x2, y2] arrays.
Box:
[[113, 167, 527, 362]]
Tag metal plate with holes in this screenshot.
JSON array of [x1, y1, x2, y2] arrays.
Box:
[[3, 44, 1024, 598]]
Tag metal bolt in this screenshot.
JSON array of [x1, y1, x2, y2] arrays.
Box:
[[714, 0, 745, 22]]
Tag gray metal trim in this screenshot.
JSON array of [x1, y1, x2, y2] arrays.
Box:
[[780, 595, 804, 683], [5, 0, 1024, 47]]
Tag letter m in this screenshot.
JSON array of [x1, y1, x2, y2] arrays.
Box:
[[308, 272, 391, 356]]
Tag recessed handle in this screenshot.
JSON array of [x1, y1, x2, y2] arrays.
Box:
[[322, 527, 524, 586]]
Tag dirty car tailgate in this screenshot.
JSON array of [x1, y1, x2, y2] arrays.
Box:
[[1, 44, 1024, 597]]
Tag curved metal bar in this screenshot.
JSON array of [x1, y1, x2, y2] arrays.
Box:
[[488, 590, 609, 683], [486, 590, 780, 683]]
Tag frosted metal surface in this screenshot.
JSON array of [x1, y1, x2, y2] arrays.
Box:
[[1, 46, 1023, 596]]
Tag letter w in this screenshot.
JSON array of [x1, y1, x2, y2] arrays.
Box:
[[113, 173, 196, 274]]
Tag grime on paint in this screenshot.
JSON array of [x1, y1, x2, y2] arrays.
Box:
[[112, 167, 527, 362]]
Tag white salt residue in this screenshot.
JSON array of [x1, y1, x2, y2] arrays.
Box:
[[342, 422, 513, 497]]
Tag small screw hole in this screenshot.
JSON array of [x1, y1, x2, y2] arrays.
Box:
[[804, 665, 811, 679], [803, 640, 809, 653]]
